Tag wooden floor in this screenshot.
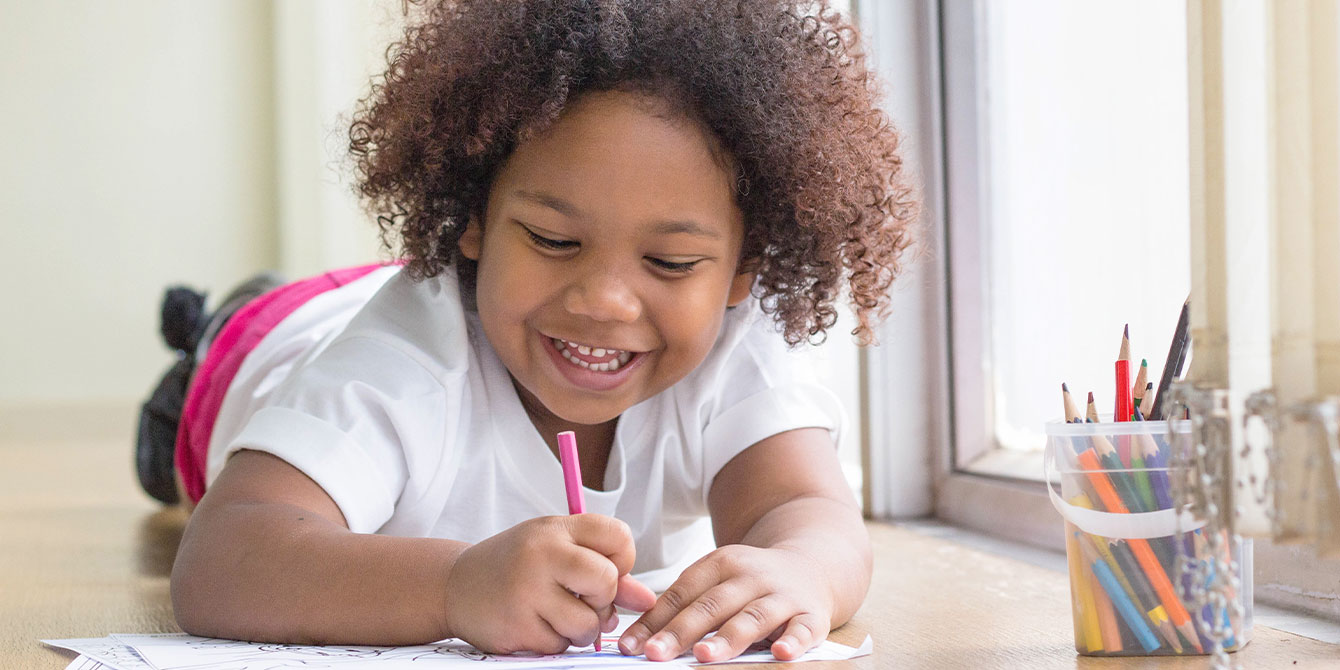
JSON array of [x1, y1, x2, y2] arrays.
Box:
[[3, 436, 1338, 668]]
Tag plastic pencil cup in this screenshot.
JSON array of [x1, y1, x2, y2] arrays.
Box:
[[1045, 418, 1253, 656]]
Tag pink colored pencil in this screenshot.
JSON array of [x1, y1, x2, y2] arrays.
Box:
[[556, 431, 598, 651]]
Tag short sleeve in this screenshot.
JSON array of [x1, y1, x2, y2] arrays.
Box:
[[225, 336, 452, 534], [691, 307, 847, 506]]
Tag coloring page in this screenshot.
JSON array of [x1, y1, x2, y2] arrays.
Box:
[[43, 637, 153, 670], [50, 615, 870, 670]]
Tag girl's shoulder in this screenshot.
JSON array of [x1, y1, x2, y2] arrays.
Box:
[[335, 268, 476, 379]]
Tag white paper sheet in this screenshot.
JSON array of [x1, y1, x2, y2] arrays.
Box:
[[64, 655, 115, 670], [42, 637, 153, 670], [47, 615, 871, 670]]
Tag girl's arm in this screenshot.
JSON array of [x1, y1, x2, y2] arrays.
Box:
[[172, 449, 653, 649], [171, 449, 465, 645], [616, 427, 871, 662]]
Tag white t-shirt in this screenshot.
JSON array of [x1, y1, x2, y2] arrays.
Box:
[[207, 266, 844, 591]]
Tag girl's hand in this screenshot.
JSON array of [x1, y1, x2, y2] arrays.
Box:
[[617, 544, 833, 663], [444, 514, 656, 654]]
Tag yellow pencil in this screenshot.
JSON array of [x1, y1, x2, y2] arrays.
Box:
[[1065, 521, 1104, 652]]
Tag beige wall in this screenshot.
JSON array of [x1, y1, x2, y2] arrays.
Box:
[[1, 2, 277, 413], [0, 2, 392, 427]]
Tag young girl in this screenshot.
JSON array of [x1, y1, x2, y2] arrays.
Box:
[[153, 0, 915, 663]]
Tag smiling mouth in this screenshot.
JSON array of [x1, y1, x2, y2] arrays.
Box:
[[551, 337, 636, 372]]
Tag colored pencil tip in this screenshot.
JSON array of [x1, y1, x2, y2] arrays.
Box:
[[1062, 382, 1069, 392], [1124, 324, 1129, 338], [1087, 391, 1094, 402], [1141, 358, 1148, 368], [1146, 382, 1154, 390]]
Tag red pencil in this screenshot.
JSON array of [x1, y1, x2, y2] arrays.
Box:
[[1115, 325, 1132, 422], [1114, 325, 1133, 468]]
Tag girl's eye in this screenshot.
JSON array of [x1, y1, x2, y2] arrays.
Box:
[[525, 228, 577, 251], [647, 257, 702, 274]]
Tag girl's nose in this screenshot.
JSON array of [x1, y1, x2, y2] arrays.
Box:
[[562, 266, 642, 323]]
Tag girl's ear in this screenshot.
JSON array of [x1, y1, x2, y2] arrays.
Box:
[[457, 217, 483, 261], [726, 268, 755, 307]]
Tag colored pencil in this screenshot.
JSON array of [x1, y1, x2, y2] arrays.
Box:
[[1148, 298, 1191, 421], [1116, 325, 1133, 424], [1089, 565, 1124, 652], [1065, 522, 1104, 652], [1131, 412, 1173, 510], [1114, 327, 1134, 472], [1089, 431, 1146, 514], [1069, 495, 1181, 652], [1072, 448, 1203, 653], [556, 431, 600, 652], [1132, 359, 1149, 414], [1062, 383, 1082, 422], [1107, 539, 1183, 653], [1077, 533, 1161, 652]]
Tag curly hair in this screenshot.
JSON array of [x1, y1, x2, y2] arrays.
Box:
[[349, 0, 917, 345]]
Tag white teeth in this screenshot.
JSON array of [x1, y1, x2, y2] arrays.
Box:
[[551, 336, 637, 373]]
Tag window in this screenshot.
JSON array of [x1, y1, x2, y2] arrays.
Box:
[[947, 0, 1192, 477]]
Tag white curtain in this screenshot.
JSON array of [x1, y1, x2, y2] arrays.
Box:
[[272, 0, 405, 277], [1186, 0, 1340, 553]]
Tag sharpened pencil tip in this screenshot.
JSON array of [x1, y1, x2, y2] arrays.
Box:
[[1087, 391, 1094, 402], [1141, 358, 1147, 367], [1062, 382, 1069, 392], [1124, 323, 1129, 338]]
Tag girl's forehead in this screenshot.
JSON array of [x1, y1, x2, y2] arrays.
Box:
[[489, 90, 741, 228]]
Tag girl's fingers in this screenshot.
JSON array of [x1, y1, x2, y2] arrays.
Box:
[[600, 607, 620, 633], [618, 565, 718, 656], [769, 613, 829, 661], [554, 546, 619, 611], [691, 595, 791, 663], [564, 514, 638, 575], [640, 583, 753, 661], [540, 585, 603, 649], [613, 573, 657, 612]]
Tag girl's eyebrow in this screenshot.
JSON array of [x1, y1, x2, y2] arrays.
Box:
[[512, 189, 722, 239]]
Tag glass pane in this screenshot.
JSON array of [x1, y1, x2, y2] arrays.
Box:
[[982, 1, 1191, 450]]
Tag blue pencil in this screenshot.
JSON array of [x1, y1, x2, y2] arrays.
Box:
[[1076, 533, 1162, 653]]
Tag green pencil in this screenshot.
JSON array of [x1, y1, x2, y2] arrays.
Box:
[[1090, 432, 1148, 514]]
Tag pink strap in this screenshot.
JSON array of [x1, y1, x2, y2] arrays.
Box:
[[175, 265, 384, 503]]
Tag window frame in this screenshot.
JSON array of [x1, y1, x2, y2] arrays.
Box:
[[932, 0, 1060, 546], [852, 0, 1058, 546]]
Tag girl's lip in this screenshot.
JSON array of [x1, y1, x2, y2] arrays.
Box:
[[540, 331, 646, 392]]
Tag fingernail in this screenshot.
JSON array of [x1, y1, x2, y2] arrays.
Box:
[[645, 637, 666, 658], [699, 638, 722, 657], [620, 630, 644, 654], [774, 638, 792, 656]]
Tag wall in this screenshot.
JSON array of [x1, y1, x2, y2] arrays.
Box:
[[0, 2, 277, 424], [0, 2, 392, 436]]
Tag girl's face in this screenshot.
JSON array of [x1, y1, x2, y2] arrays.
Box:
[[459, 90, 753, 429]]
